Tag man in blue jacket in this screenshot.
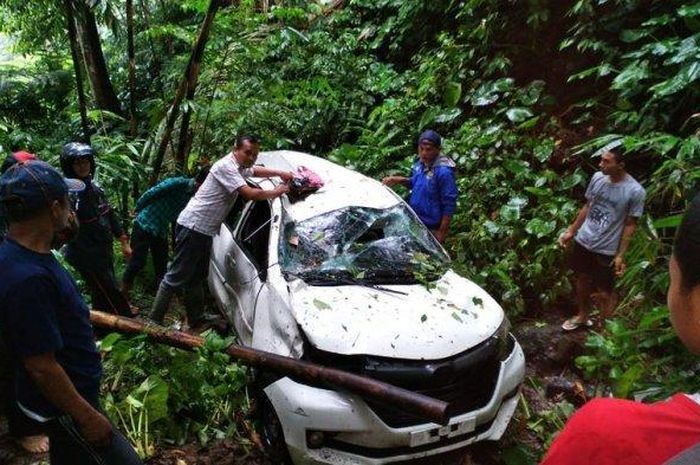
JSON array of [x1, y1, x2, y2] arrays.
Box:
[[382, 130, 458, 242]]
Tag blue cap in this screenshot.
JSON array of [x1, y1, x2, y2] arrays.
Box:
[[418, 129, 442, 147], [0, 160, 84, 212]]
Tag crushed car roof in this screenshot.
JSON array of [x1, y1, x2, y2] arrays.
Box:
[[255, 150, 401, 222]]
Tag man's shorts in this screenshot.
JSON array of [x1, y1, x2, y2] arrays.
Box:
[[568, 241, 615, 292]]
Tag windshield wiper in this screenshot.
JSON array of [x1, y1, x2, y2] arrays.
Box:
[[294, 270, 408, 295], [335, 274, 408, 296]]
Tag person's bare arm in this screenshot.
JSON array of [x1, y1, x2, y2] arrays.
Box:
[[434, 215, 452, 243], [239, 184, 289, 201], [613, 217, 638, 276], [558, 203, 590, 247], [382, 175, 410, 187], [252, 167, 294, 182], [23, 353, 112, 447]]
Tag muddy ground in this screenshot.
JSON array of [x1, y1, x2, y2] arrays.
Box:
[[0, 308, 593, 465]]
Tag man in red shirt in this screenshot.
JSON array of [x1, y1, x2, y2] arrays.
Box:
[[541, 193, 700, 465]]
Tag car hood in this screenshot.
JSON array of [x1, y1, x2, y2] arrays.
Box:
[[287, 270, 504, 360]]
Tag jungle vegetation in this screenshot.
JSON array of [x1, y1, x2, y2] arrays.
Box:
[[1, 0, 699, 462]]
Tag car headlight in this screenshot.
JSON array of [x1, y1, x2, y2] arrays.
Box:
[[493, 317, 515, 361]]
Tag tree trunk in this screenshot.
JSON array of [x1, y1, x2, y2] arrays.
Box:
[[63, 0, 91, 142], [139, 0, 163, 96], [149, 0, 224, 184], [127, 0, 137, 136], [89, 310, 450, 426], [73, 0, 122, 115]]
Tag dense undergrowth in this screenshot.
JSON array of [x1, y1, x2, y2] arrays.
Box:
[[2, 0, 700, 462]]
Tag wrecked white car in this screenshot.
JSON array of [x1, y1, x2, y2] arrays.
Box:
[[208, 150, 525, 465]]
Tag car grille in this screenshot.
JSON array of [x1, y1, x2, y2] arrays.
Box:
[[304, 335, 505, 428]]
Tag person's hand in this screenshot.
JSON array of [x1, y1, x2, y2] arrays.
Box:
[[76, 410, 112, 448], [382, 176, 399, 186], [122, 243, 133, 259], [434, 229, 446, 243], [614, 255, 626, 277], [279, 171, 294, 183], [274, 184, 290, 197], [558, 229, 574, 247]]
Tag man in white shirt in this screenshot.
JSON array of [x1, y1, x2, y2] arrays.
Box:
[[149, 135, 292, 329]]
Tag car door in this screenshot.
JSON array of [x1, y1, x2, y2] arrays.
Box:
[[223, 199, 273, 344], [209, 195, 250, 339]]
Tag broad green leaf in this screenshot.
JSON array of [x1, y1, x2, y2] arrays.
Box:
[[620, 29, 647, 43], [517, 116, 541, 130], [505, 107, 534, 123], [125, 394, 144, 409], [98, 333, 122, 352], [137, 375, 169, 422], [679, 4, 700, 17], [313, 299, 331, 310], [504, 159, 530, 175], [435, 108, 462, 123], [615, 364, 644, 398], [500, 196, 528, 221], [443, 81, 462, 107], [525, 218, 556, 238], [668, 35, 700, 64], [642, 14, 673, 26], [650, 62, 700, 98], [612, 61, 650, 94], [534, 139, 555, 162], [653, 214, 682, 229]]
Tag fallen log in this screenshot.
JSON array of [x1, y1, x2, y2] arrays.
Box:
[[90, 310, 450, 425]]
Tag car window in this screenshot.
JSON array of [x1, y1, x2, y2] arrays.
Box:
[[224, 193, 246, 233], [237, 199, 272, 280], [279, 205, 449, 284]]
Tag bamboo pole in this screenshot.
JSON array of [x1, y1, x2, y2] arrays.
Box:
[[90, 310, 450, 425]]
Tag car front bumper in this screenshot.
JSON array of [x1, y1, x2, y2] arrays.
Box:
[[264, 337, 525, 465]]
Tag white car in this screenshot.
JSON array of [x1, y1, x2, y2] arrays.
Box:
[[208, 151, 525, 465]]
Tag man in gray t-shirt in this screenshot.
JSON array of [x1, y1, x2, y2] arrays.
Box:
[[558, 147, 646, 331], [149, 135, 293, 330]]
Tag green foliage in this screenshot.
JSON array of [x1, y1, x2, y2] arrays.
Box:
[[100, 332, 250, 457], [4, 0, 700, 458]]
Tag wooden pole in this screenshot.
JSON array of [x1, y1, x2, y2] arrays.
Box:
[[90, 310, 450, 425]]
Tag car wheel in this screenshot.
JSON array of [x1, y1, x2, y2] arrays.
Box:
[[257, 393, 293, 464]]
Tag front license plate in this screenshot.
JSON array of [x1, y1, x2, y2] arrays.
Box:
[[409, 417, 476, 447]]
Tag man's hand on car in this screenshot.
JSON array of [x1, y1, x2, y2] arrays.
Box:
[[274, 183, 290, 197], [279, 171, 295, 183]]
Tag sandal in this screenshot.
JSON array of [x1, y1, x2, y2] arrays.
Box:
[[562, 317, 593, 331]]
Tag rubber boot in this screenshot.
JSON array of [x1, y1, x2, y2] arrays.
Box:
[[182, 283, 206, 329], [149, 282, 176, 324]]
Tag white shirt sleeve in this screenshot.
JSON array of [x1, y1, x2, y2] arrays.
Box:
[[584, 172, 602, 202], [212, 159, 247, 194], [628, 186, 646, 218]]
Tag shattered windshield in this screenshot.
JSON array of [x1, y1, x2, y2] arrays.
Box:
[[279, 205, 449, 284]]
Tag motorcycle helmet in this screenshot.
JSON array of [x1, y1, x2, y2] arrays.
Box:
[[61, 142, 96, 179]]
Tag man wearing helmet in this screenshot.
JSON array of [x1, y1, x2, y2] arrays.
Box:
[[60, 142, 134, 317]]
